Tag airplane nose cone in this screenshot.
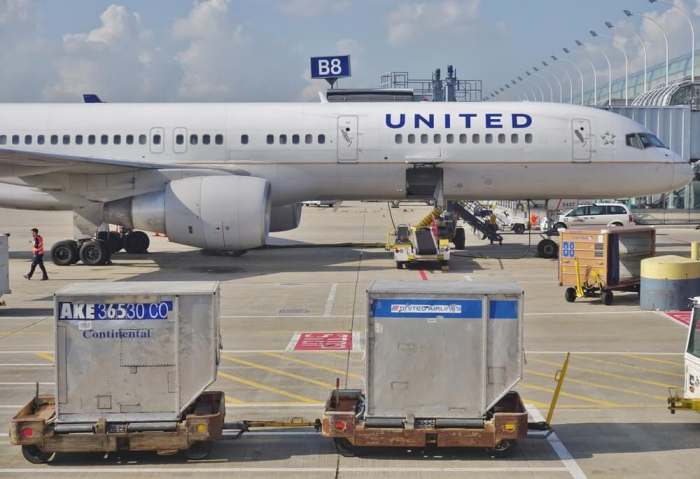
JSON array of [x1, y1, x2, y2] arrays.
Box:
[[672, 161, 694, 190]]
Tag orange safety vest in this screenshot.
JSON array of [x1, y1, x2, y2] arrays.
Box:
[[32, 235, 45, 256]]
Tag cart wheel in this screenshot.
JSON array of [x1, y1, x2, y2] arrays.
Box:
[[565, 287, 577, 303], [185, 441, 212, 460], [603, 290, 614, 306], [21, 445, 54, 464], [487, 439, 515, 458], [333, 438, 356, 457], [538, 239, 558, 259]]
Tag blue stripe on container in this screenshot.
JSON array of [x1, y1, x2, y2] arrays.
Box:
[[489, 300, 518, 320], [371, 299, 482, 319]]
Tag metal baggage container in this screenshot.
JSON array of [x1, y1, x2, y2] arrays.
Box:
[[366, 281, 523, 420], [0, 234, 8, 301], [54, 282, 220, 424]]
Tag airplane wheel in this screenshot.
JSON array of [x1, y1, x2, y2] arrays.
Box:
[[79, 240, 111, 266], [97, 231, 124, 255], [21, 445, 54, 464], [124, 231, 150, 254], [50, 240, 79, 266], [603, 290, 614, 306], [453, 228, 466, 250]]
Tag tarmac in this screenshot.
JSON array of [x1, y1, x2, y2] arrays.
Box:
[[0, 201, 699, 478]]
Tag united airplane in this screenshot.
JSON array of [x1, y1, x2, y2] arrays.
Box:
[[0, 100, 691, 265]]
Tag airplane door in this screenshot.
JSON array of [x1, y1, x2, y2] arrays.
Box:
[[150, 127, 165, 154], [173, 127, 188, 154], [337, 116, 359, 163], [572, 119, 592, 163]]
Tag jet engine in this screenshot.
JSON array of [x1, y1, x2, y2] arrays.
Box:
[[104, 175, 271, 251], [269, 203, 303, 232]]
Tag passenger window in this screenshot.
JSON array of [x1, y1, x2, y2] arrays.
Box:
[[420, 134, 428, 144], [498, 133, 506, 144], [318, 134, 326, 144], [0, 135, 5, 145], [511, 134, 519, 144], [215, 134, 224, 145], [101, 134, 109, 145], [395, 134, 403, 144], [305, 134, 313, 144], [446, 134, 454, 144], [202, 134, 211, 145], [241, 134, 249, 145], [76, 135, 83, 145], [62, 135, 70, 145], [139, 134, 147, 145], [12, 135, 20, 145], [126, 134, 134, 145], [279, 134, 287, 145], [50, 135, 58, 145], [460, 134, 468, 144], [37, 135, 45, 145], [176, 134, 184, 145], [569, 206, 588, 217], [434, 134, 441, 144], [408, 134, 416, 144], [190, 134, 198, 145], [589, 206, 604, 215], [114, 135, 121, 145], [88, 135, 96, 145], [24, 135, 32, 145], [472, 134, 480, 144], [485, 134, 493, 144], [525, 133, 533, 144], [153, 134, 161, 145], [292, 134, 300, 145], [267, 134, 274, 145]]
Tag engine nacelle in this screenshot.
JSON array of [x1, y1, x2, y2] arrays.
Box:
[[105, 175, 271, 251], [269, 203, 303, 232]]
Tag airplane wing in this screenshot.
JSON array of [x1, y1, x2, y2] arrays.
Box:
[[0, 147, 165, 177]]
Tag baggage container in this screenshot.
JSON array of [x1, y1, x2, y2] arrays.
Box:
[[53, 282, 220, 425], [365, 280, 523, 421], [559, 226, 655, 304], [0, 234, 8, 302]]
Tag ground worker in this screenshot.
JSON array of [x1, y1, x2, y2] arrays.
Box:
[[24, 227, 48, 281]]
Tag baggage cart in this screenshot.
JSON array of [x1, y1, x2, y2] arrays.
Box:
[[0, 233, 8, 305]]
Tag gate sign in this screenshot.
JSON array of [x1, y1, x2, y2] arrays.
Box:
[[310, 55, 351, 79]]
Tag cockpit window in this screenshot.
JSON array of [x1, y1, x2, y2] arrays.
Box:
[[626, 133, 667, 150]]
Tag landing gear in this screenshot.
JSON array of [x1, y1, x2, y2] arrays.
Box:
[[124, 231, 150, 254], [97, 231, 125, 255], [79, 240, 111, 266], [50, 240, 79, 266]]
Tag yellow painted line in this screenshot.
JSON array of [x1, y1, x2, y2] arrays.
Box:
[[526, 369, 666, 402], [263, 352, 363, 379], [225, 397, 246, 405], [519, 382, 621, 407], [218, 371, 319, 404], [35, 352, 54, 363], [529, 357, 677, 389], [519, 397, 551, 409], [577, 355, 683, 379], [221, 354, 334, 389], [622, 354, 683, 367]]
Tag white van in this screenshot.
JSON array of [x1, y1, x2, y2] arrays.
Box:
[[553, 203, 634, 230]]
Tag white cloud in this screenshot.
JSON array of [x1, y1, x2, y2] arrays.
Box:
[[387, 0, 480, 46], [279, 0, 351, 17], [173, 0, 248, 100], [0, 0, 34, 24]]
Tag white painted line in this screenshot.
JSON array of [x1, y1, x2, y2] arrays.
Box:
[[0, 350, 678, 356], [0, 405, 23, 409], [323, 283, 338, 318], [525, 351, 682, 356], [0, 363, 52, 367], [527, 406, 587, 479], [285, 332, 301, 352], [0, 382, 54, 386], [224, 403, 323, 408], [0, 466, 569, 474], [463, 274, 473, 281], [222, 314, 354, 319], [525, 310, 642, 317], [352, 331, 363, 353]]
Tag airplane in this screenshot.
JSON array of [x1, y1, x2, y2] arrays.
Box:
[[0, 99, 692, 266]]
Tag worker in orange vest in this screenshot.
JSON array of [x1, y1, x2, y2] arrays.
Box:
[[24, 228, 48, 280]]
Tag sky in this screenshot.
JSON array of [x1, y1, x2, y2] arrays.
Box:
[[0, 0, 698, 102]]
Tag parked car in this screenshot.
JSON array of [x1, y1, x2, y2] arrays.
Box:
[[303, 200, 338, 208], [552, 203, 635, 230]]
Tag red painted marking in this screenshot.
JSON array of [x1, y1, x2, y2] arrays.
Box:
[[293, 332, 352, 351], [418, 270, 429, 281], [665, 311, 691, 326]]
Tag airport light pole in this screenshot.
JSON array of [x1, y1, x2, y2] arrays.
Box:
[[542, 61, 564, 103], [558, 51, 585, 105], [625, 9, 669, 87], [585, 35, 614, 107], [649, 0, 695, 82], [533, 66, 554, 102], [591, 29, 629, 106], [526, 71, 545, 101], [551, 56, 574, 103], [573, 42, 598, 105], [616, 15, 648, 93]]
